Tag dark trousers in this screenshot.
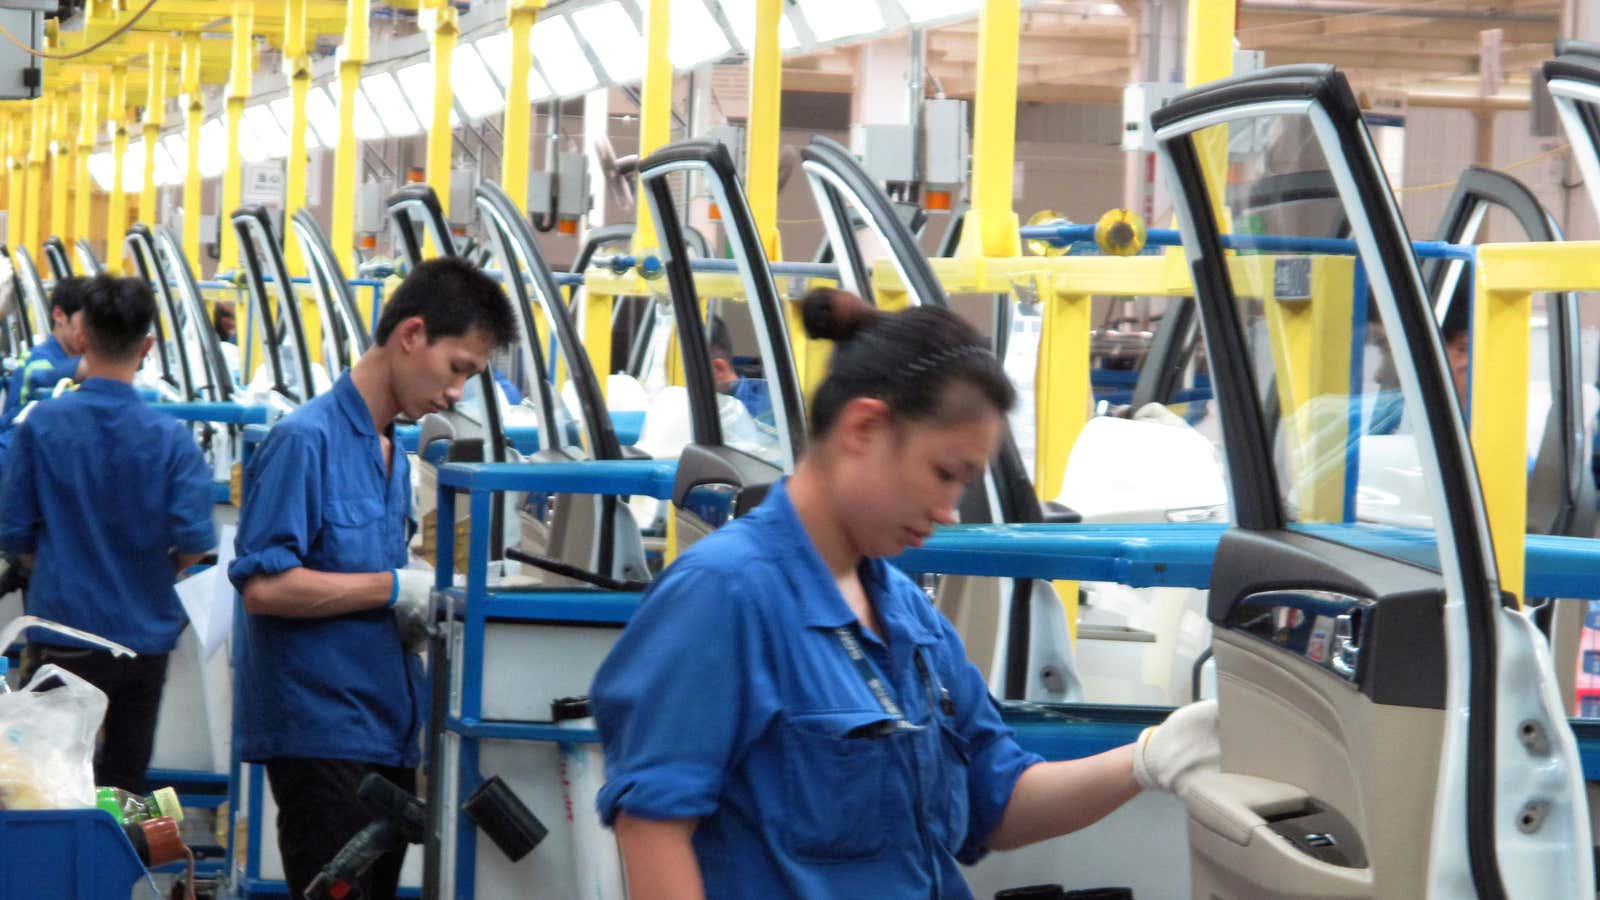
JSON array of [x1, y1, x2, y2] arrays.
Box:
[[19, 644, 170, 794], [265, 757, 417, 900]]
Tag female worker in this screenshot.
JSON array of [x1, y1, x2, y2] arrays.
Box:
[[591, 288, 1219, 898]]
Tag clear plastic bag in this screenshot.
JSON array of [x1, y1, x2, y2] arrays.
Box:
[[0, 662, 107, 810]]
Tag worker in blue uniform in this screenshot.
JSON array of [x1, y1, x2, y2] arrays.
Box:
[[228, 257, 515, 900], [592, 288, 1219, 898], [0, 275, 89, 431], [0, 276, 216, 793], [707, 313, 773, 423]]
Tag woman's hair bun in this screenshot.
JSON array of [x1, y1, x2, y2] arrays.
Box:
[[801, 287, 880, 342]]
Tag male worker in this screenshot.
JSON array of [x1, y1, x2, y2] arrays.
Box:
[[0, 276, 216, 792], [0, 275, 89, 431], [229, 257, 514, 900], [707, 314, 773, 422]]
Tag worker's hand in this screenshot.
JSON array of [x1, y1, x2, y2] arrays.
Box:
[[1132, 699, 1219, 795], [390, 566, 436, 653]]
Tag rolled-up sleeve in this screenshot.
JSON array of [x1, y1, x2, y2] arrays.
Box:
[[228, 426, 321, 591], [0, 422, 39, 554], [168, 431, 217, 554], [591, 563, 769, 825], [936, 617, 1044, 865]]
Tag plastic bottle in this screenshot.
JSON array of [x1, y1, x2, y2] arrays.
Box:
[[96, 785, 184, 825]]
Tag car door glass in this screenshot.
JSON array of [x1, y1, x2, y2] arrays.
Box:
[[1207, 115, 1441, 557]]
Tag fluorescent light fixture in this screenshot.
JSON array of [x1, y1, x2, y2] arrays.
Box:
[[350, 84, 388, 141], [796, 0, 882, 42], [396, 60, 462, 130], [87, 151, 115, 191], [451, 43, 505, 121], [360, 72, 421, 137], [242, 105, 289, 160], [719, 0, 801, 51], [530, 15, 597, 96], [571, 2, 644, 84], [121, 139, 145, 193], [198, 118, 228, 178], [669, 0, 731, 68], [269, 96, 322, 150], [305, 86, 342, 148], [901, 0, 980, 24], [474, 32, 555, 102]]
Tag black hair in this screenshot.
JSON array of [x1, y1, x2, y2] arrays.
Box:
[[374, 256, 516, 348], [49, 276, 89, 317], [802, 286, 1015, 437], [706, 314, 732, 362], [80, 276, 155, 360]]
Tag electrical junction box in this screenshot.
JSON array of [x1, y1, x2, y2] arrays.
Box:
[[527, 171, 553, 218], [556, 151, 589, 220], [922, 98, 970, 188], [354, 181, 386, 235], [449, 168, 478, 228], [0, 10, 40, 100], [851, 123, 916, 184], [706, 124, 746, 174], [1122, 82, 1185, 152]]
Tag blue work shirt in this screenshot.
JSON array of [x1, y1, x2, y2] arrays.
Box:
[[0, 334, 79, 430], [228, 372, 422, 767], [0, 378, 215, 653], [727, 376, 772, 422], [592, 479, 1041, 898]]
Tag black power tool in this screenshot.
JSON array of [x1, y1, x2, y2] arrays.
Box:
[[305, 775, 426, 900]]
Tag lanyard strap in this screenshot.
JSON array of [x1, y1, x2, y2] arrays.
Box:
[[833, 626, 908, 721]]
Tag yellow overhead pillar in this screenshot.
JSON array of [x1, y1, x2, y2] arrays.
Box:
[[140, 38, 169, 230], [421, 0, 458, 231], [746, 0, 783, 261], [330, 0, 370, 275], [222, 1, 255, 271], [180, 32, 204, 266], [3, 111, 18, 252], [26, 101, 47, 254], [1185, 0, 1235, 229], [107, 66, 129, 272], [49, 87, 70, 247], [633, 0, 673, 255], [501, 0, 543, 216], [75, 70, 101, 250], [955, 0, 1020, 260], [283, 0, 311, 273]]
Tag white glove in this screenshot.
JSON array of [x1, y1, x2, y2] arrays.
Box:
[[1133, 699, 1220, 794], [390, 567, 436, 652]]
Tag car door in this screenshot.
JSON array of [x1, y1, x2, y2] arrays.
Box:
[[231, 207, 319, 406], [800, 134, 1081, 702], [124, 227, 196, 403], [289, 209, 372, 381], [636, 141, 807, 551], [73, 238, 103, 277], [1153, 65, 1589, 897], [41, 236, 72, 281], [10, 245, 51, 350]]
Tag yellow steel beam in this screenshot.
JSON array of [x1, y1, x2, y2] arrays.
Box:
[[283, 0, 311, 274], [3, 111, 17, 253], [955, 0, 1021, 260], [140, 37, 168, 231], [422, 0, 458, 235], [26, 101, 45, 255], [746, 0, 783, 261], [74, 70, 99, 249], [106, 65, 128, 273], [1186, 0, 1235, 231], [221, 0, 254, 271], [1034, 277, 1091, 505], [633, 0, 673, 255], [330, 0, 370, 275], [49, 88, 70, 248], [500, 1, 542, 218], [180, 32, 204, 266]]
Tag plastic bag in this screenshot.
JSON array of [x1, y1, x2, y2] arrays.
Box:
[[0, 663, 108, 810]]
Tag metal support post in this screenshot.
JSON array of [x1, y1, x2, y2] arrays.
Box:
[[283, 0, 311, 274], [955, 0, 1021, 261], [49, 87, 69, 246], [141, 38, 169, 232], [633, 0, 673, 255], [501, 1, 542, 217], [107, 66, 128, 272], [422, 0, 458, 234], [75, 70, 99, 249], [222, 1, 254, 271], [332, 0, 370, 275], [181, 32, 204, 266]]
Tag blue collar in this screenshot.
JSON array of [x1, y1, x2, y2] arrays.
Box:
[[759, 479, 936, 645], [332, 372, 380, 437], [39, 335, 64, 359], [77, 377, 139, 399]]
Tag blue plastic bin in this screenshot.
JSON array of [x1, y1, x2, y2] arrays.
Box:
[[0, 809, 146, 899]]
